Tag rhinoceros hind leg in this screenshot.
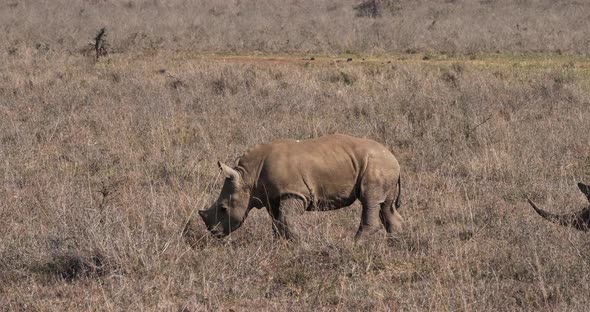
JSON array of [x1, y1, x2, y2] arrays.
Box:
[[379, 201, 403, 237], [354, 201, 382, 242]]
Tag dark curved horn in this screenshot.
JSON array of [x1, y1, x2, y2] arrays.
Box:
[[527, 197, 590, 232]]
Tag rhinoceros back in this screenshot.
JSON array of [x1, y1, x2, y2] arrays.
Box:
[[238, 134, 400, 211]]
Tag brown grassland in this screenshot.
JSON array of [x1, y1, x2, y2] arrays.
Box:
[[2, 0, 590, 311]]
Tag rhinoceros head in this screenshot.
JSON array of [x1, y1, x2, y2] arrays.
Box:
[[199, 162, 251, 237]]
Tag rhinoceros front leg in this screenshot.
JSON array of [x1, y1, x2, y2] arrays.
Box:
[[270, 196, 304, 240]]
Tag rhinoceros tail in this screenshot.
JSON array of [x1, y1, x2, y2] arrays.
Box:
[[395, 174, 401, 210]]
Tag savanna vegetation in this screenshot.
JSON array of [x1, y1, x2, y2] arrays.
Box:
[[1, 0, 590, 311]]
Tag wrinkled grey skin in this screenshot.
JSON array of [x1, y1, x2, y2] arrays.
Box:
[[198, 134, 402, 241], [527, 182, 590, 232]]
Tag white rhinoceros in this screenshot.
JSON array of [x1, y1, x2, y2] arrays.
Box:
[[199, 134, 402, 241]]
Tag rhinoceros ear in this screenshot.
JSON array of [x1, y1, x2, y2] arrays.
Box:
[[577, 182, 590, 202], [198, 210, 207, 221], [218, 161, 241, 184]]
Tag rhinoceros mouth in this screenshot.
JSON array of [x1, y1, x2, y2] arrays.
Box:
[[207, 223, 227, 238], [210, 229, 226, 238]]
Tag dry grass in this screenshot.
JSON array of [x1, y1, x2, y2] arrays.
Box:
[[2, 0, 590, 55], [2, 1, 590, 310], [2, 50, 590, 310]]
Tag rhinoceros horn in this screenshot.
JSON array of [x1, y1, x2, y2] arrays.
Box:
[[218, 161, 241, 185], [527, 182, 590, 232]]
